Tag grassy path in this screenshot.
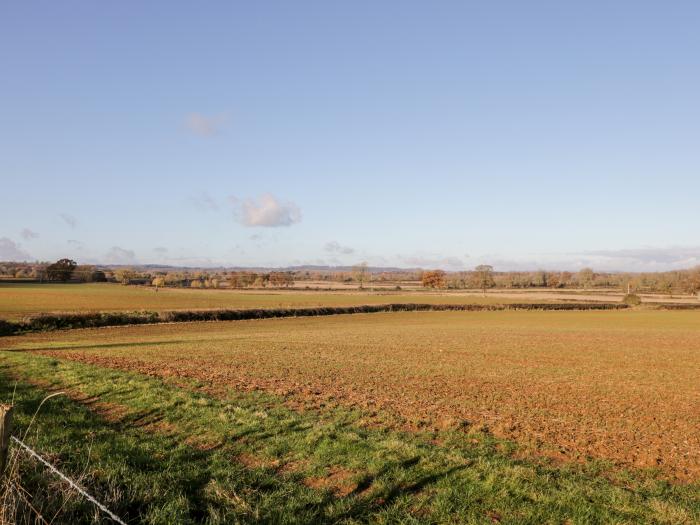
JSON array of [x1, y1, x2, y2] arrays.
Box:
[[0, 351, 698, 524]]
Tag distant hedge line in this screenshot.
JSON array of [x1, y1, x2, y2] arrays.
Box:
[[0, 302, 628, 336], [656, 303, 700, 310]]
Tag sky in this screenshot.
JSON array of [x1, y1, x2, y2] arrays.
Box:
[[1, 2, 699, 272]]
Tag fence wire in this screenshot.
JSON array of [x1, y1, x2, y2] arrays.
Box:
[[10, 435, 127, 525]]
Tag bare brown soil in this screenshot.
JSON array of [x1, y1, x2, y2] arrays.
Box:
[[4, 310, 700, 480], [303, 466, 358, 497]]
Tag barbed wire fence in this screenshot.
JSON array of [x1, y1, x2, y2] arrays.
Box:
[[1, 400, 127, 524], [9, 435, 127, 525]]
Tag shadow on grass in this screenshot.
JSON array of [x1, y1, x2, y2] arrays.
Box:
[[0, 367, 472, 524]]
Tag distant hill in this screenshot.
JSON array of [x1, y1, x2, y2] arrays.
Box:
[[99, 264, 422, 274]]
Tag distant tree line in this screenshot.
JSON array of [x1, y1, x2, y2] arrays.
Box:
[[112, 269, 296, 289], [2, 260, 700, 295], [0, 260, 105, 282], [419, 266, 700, 295]]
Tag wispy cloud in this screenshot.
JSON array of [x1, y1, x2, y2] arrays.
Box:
[[324, 241, 355, 255], [0, 238, 31, 261], [154, 246, 168, 255], [184, 113, 226, 137], [581, 246, 700, 266], [160, 255, 217, 266], [67, 239, 84, 250], [59, 213, 77, 228], [188, 192, 219, 211], [230, 193, 302, 227], [563, 246, 700, 272], [20, 228, 39, 240], [105, 246, 136, 264], [461, 246, 700, 272], [397, 253, 467, 269]]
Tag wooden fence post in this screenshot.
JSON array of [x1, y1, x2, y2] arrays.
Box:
[[0, 404, 13, 477]]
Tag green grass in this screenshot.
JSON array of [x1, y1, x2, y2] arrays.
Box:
[[1, 351, 698, 524], [0, 283, 529, 320]]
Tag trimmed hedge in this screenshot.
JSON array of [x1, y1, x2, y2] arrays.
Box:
[[0, 320, 16, 336], [0, 302, 629, 336], [657, 303, 700, 310]]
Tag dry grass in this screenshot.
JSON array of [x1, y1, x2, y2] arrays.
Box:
[[4, 309, 700, 480]]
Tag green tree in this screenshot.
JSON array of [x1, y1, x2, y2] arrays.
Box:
[[46, 258, 77, 282]]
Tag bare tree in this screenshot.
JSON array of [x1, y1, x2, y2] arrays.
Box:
[[577, 268, 594, 289], [114, 268, 137, 285], [473, 265, 495, 295], [353, 262, 369, 289]]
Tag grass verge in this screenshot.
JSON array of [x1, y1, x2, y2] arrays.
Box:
[[0, 351, 697, 524]]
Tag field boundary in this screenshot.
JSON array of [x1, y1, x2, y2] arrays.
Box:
[[0, 302, 629, 336], [655, 303, 700, 310]]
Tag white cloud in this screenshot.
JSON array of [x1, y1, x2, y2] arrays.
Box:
[[324, 241, 355, 255], [231, 193, 302, 227], [20, 228, 39, 240], [154, 246, 168, 255], [0, 238, 31, 261], [59, 213, 77, 228], [105, 246, 136, 264], [185, 113, 226, 136]]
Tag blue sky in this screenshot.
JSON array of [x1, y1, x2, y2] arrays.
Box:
[[2, 2, 699, 271]]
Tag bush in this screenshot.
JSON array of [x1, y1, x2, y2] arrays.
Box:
[[0, 320, 17, 336], [623, 293, 642, 306]]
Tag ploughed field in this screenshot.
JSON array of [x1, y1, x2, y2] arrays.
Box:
[[4, 309, 699, 480], [0, 282, 541, 320]]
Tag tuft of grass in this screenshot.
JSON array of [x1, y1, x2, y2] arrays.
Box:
[[0, 351, 698, 524]]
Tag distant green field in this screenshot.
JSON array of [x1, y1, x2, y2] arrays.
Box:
[[0, 282, 529, 319]]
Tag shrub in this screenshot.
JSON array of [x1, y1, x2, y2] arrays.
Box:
[[0, 320, 17, 336], [623, 293, 642, 306]]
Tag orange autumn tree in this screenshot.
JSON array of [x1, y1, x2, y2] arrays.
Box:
[[421, 270, 446, 289]]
